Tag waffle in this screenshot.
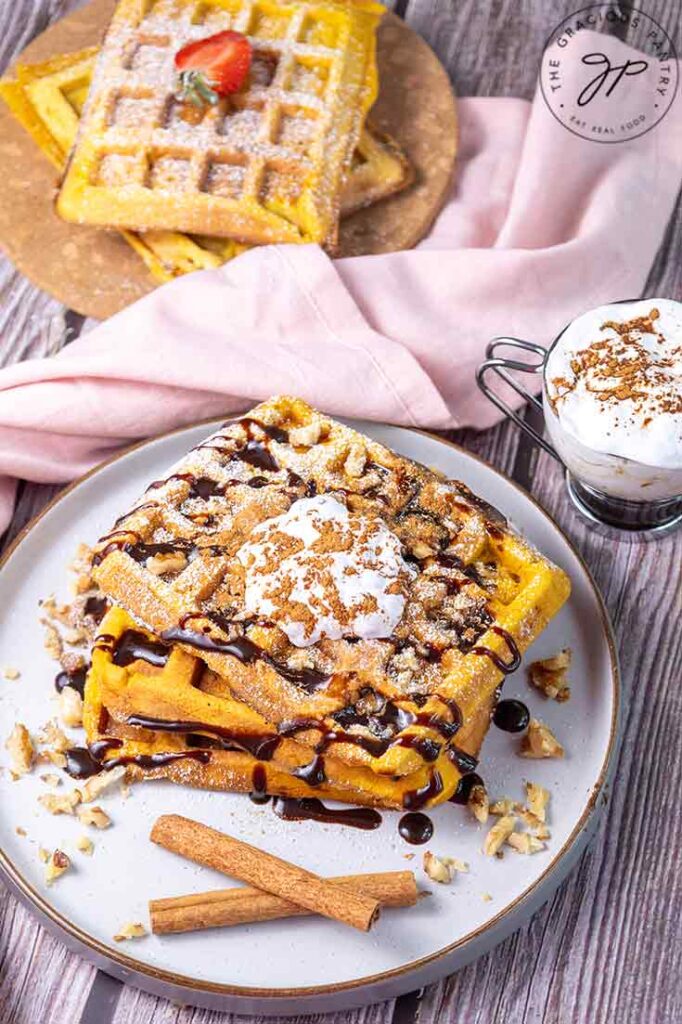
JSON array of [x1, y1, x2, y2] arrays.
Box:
[[55, 0, 384, 245], [82, 606, 462, 809], [1, 45, 411, 283], [91, 397, 570, 805]]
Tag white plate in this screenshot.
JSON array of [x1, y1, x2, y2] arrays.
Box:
[[0, 421, 619, 1016]]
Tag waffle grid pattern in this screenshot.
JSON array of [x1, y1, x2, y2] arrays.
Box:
[[56, 0, 384, 242]]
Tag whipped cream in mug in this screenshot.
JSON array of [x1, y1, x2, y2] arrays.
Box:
[[544, 298, 682, 502]]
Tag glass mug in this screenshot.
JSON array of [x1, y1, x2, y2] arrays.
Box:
[[476, 300, 682, 537]]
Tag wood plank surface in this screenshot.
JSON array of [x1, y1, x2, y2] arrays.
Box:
[[0, 1, 680, 1023]]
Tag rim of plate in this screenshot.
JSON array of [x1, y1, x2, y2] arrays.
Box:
[[0, 416, 620, 1000]]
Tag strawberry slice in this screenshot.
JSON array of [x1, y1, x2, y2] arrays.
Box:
[[175, 30, 252, 107]]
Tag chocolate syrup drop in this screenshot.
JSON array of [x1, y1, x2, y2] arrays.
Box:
[[272, 797, 381, 831], [249, 764, 270, 804], [492, 699, 530, 733], [398, 811, 434, 845]]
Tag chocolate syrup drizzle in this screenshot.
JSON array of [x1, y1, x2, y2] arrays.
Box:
[[161, 622, 330, 693], [64, 738, 210, 779], [472, 625, 521, 674], [272, 797, 381, 831], [54, 665, 89, 698]]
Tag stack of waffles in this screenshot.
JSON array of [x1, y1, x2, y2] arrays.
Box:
[[1, 0, 412, 283], [81, 397, 571, 811]]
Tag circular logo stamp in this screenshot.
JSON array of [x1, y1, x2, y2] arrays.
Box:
[[540, 4, 678, 142]]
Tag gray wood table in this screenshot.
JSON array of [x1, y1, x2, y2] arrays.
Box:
[[1, 1, 681, 1022]]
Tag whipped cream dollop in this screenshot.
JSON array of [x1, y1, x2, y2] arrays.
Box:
[[545, 298, 682, 469], [236, 495, 415, 647]]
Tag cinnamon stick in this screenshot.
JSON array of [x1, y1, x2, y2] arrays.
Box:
[[150, 814, 381, 932], [150, 870, 418, 934]]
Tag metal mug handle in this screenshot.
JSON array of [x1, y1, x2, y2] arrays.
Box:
[[476, 337, 561, 462]]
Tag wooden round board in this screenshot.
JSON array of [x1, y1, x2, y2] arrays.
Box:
[[0, 0, 457, 321]]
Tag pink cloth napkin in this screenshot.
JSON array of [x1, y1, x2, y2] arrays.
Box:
[[0, 45, 681, 534]]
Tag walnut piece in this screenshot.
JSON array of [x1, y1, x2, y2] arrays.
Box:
[[5, 724, 34, 777], [520, 719, 564, 759], [59, 686, 83, 728], [39, 773, 62, 787], [76, 835, 94, 856], [77, 765, 127, 803], [2, 666, 20, 680], [38, 791, 80, 816], [468, 783, 489, 824], [483, 814, 516, 856], [145, 551, 188, 576], [506, 832, 546, 855], [113, 922, 147, 942], [528, 648, 571, 702], [489, 798, 517, 817], [78, 805, 112, 829], [45, 849, 71, 885], [423, 851, 467, 883], [38, 720, 70, 753], [289, 421, 321, 447], [525, 781, 550, 822], [343, 443, 366, 478]]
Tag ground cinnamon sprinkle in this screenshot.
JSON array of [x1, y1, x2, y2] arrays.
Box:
[[549, 308, 682, 420]]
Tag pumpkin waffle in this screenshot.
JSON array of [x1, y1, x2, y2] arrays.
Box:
[[55, 0, 384, 245], [0, 45, 411, 283], [81, 606, 461, 809], [91, 397, 570, 805]]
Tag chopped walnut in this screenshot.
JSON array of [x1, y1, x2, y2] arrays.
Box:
[[45, 849, 71, 885], [2, 666, 20, 680], [78, 805, 111, 829], [15, 827, 27, 838], [5, 724, 34, 777], [38, 720, 70, 753], [423, 851, 467, 883], [76, 835, 94, 856], [481, 892, 493, 902], [113, 922, 147, 942], [411, 541, 435, 560], [289, 421, 321, 447], [39, 773, 62, 787], [38, 847, 50, 864], [468, 783, 489, 824], [77, 765, 127, 803], [525, 781, 550, 822], [145, 551, 188, 576], [528, 648, 571, 701], [42, 622, 63, 661], [489, 798, 518, 817], [38, 791, 80, 816], [483, 814, 516, 856], [59, 686, 83, 728], [520, 719, 564, 759], [343, 443, 366, 478], [506, 832, 546, 855]]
